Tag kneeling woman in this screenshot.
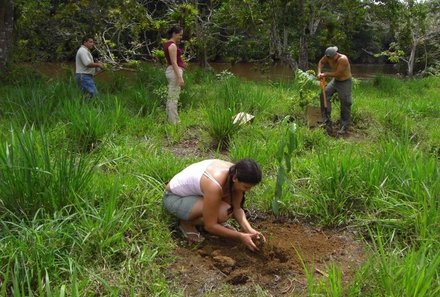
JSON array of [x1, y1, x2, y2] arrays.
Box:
[[164, 159, 265, 252]]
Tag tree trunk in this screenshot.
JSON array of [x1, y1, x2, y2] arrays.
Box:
[[407, 42, 416, 76], [0, 0, 14, 72], [270, 16, 297, 71], [298, 0, 309, 71], [196, 25, 211, 69], [195, 1, 211, 70], [299, 34, 309, 71]]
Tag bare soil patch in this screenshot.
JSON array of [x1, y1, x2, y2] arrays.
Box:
[[168, 216, 366, 296], [164, 125, 230, 159], [303, 104, 371, 140], [167, 138, 203, 158]]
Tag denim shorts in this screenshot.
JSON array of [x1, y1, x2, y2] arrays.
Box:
[[75, 73, 98, 97], [163, 191, 199, 220]]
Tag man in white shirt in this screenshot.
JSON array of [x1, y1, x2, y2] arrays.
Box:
[[75, 36, 104, 98]]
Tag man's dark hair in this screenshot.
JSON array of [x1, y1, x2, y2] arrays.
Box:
[[166, 25, 183, 39], [82, 36, 94, 44]]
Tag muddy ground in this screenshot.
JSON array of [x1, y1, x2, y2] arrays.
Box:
[[168, 216, 366, 296]]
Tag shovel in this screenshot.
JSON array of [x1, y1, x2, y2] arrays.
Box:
[[320, 77, 327, 109]]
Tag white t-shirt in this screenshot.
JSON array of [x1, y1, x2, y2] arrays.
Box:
[[75, 45, 95, 75]]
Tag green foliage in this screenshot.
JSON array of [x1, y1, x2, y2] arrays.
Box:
[[272, 120, 298, 215], [373, 0, 439, 76], [0, 78, 81, 128], [375, 42, 406, 63], [74, 186, 133, 260], [10, 0, 440, 75], [293, 69, 320, 109], [14, 0, 159, 62], [312, 149, 363, 226], [0, 65, 46, 85], [212, 1, 270, 62], [371, 74, 404, 94], [0, 128, 96, 217], [6, 90, 60, 129], [102, 71, 129, 93], [135, 63, 167, 91], [136, 148, 190, 184], [203, 78, 245, 150], [168, 3, 198, 29], [204, 106, 241, 150], [0, 225, 82, 296], [229, 128, 278, 169], [123, 84, 162, 117], [369, 233, 440, 297], [152, 49, 166, 64], [62, 98, 123, 152]]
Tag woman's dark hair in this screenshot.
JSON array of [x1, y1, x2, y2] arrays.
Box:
[[166, 25, 183, 39], [227, 159, 262, 213]]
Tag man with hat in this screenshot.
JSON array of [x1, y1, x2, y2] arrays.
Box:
[[317, 46, 352, 134]]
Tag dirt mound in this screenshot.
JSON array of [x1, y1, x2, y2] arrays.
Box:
[[168, 217, 366, 296]]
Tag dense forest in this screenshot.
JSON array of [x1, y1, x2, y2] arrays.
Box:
[[1, 0, 439, 76]]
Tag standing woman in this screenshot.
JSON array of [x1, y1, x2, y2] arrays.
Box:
[[163, 25, 185, 124]]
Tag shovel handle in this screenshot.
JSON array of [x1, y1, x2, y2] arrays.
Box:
[[320, 77, 327, 109]]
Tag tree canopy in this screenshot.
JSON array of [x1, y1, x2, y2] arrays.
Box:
[[2, 0, 440, 76]]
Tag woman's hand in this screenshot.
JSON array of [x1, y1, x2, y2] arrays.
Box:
[[178, 76, 184, 87], [239, 233, 261, 252], [247, 228, 266, 243]]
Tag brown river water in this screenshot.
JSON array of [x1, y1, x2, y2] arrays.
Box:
[[209, 62, 397, 81], [32, 62, 397, 82]]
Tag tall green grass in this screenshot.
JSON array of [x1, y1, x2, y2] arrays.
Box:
[[123, 84, 162, 117], [1, 81, 79, 128], [229, 126, 279, 168], [203, 78, 243, 149], [291, 136, 440, 242], [61, 97, 124, 152], [0, 128, 97, 216], [367, 231, 440, 297], [0, 172, 176, 296]]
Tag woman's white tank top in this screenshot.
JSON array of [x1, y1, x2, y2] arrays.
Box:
[[169, 159, 220, 197]]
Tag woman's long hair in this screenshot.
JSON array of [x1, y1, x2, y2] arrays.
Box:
[[227, 159, 262, 213]]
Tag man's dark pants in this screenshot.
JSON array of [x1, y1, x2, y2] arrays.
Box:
[[320, 78, 352, 129]]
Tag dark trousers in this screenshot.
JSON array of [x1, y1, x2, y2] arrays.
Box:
[[320, 78, 352, 127]]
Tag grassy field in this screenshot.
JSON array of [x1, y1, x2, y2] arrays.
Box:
[[0, 64, 439, 296]]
